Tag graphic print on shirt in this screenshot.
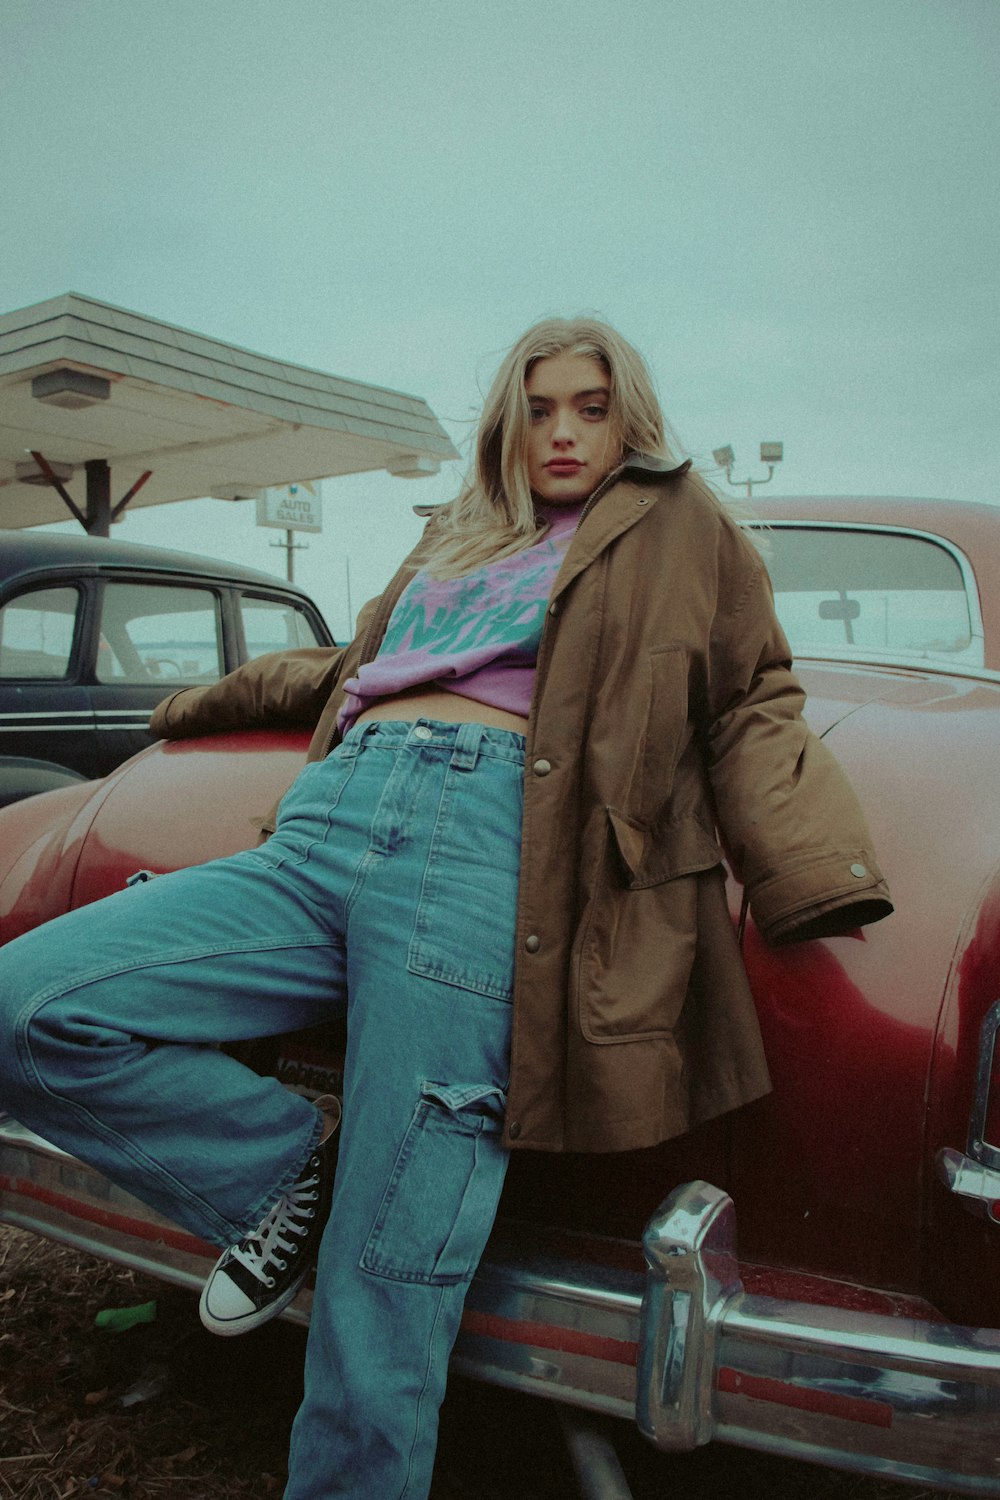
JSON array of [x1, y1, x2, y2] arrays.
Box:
[[382, 549, 557, 667], [338, 505, 582, 730]]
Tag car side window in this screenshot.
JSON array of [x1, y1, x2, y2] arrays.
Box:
[[96, 582, 224, 684], [0, 587, 80, 679], [240, 594, 323, 660]]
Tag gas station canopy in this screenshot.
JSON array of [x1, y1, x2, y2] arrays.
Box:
[[0, 294, 459, 533]]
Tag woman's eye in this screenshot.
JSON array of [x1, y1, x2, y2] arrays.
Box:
[[582, 404, 608, 419], [529, 406, 548, 422]]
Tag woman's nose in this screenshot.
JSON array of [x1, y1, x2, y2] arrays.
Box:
[[552, 409, 575, 445]]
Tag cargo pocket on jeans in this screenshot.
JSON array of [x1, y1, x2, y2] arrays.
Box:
[[407, 757, 522, 1001], [361, 1081, 508, 1285]]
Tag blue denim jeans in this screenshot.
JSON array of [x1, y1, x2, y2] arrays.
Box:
[[0, 719, 525, 1500]]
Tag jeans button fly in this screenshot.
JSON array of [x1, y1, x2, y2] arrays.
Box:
[[413, 725, 433, 741]]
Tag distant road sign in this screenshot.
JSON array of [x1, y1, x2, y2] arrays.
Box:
[[256, 482, 323, 533]]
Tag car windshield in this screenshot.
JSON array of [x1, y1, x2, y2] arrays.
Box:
[[759, 526, 977, 662]]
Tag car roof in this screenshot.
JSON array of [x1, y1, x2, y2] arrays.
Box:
[[0, 527, 315, 599], [747, 494, 999, 559]]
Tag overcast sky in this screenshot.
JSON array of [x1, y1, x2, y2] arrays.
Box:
[[2, 0, 997, 637]]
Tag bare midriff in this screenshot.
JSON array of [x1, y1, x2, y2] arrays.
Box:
[[355, 687, 528, 734]]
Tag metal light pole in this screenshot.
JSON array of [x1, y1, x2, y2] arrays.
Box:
[[712, 442, 784, 498]]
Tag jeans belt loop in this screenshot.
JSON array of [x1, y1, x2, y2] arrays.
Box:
[[337, 722, 370, 760], [450, 720, 483, 770]]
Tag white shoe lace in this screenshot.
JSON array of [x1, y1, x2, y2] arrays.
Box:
[[231, 1164, 321, 1288]]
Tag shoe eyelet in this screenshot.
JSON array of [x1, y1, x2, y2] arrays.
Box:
[[266, 1276, 276, 1288]]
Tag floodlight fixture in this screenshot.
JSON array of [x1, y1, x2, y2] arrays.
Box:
[[386, 454, 441, 479], [714, 439, 786, 498], [209, 485, 265, 502], [31, 368, 111, 410]]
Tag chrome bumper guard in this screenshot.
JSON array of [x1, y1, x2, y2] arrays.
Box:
[[636, 1182, 1000, 1494], [3, 1127, 999, 1494]]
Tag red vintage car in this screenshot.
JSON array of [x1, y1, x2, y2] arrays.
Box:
[[2, 496, 999, 1493]]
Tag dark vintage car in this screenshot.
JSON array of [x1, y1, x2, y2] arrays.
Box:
[[1, 496, 999, 1494], [0, 528, 332, 805]]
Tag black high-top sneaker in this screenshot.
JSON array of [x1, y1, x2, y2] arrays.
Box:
[[199, 1097, 340, 1336]]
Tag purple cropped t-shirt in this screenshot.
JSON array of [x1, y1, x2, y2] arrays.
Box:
[[337, 502, 583, 734]]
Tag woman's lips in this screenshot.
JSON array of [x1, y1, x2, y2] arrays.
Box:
[[546, 460, 584, 475]]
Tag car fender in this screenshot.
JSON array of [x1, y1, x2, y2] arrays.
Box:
[[0, 755, 89, 810]]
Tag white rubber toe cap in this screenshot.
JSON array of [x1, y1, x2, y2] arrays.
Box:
[[200, 1270, 257, 1324]]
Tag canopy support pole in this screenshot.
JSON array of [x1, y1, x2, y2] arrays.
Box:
[[28, 451, 153, 536]]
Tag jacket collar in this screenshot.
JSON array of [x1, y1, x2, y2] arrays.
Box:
[[580, 450, 690, 520], [551, 452, 693, 601], [620, 451, 693, 480]]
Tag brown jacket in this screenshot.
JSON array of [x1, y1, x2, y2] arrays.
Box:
[[152, 459, 892, 1153]]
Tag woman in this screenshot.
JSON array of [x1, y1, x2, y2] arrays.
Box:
[[0, 317, 891, 1499]]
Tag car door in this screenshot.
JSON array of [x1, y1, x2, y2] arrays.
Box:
[[0, 581, 98, 775], [87, 575, 227, 777]]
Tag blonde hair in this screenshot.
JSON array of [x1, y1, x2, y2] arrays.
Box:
[[422, 317, 683, 579]]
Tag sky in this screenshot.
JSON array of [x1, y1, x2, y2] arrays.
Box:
[[1, 0, 997, 638]]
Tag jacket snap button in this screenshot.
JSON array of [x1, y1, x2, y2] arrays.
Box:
[[549, 600, 559, 616], [533, 759, 552, 776], [508, 1121, 522, 1140], [524, 934, 540, 953], [850, 862, 867, 878]]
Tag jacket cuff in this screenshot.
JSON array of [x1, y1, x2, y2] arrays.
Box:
[[750, 851, 893, 945]]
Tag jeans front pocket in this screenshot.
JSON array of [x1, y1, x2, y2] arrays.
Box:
[[254, 750, 358, 873], [407, 755, 522, 1001], [361, 1081, 509, 1284]]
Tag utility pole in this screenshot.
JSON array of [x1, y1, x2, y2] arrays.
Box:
[[270, 529, 308, 582]]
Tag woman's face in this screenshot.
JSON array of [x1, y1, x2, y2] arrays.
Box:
[[524, 352, 622, 504]]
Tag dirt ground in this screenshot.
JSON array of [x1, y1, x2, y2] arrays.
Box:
[[0, 1225, 965, 1500]]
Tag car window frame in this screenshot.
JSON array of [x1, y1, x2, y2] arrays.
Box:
[[89, 573, 230, 687], [749, 520, 987, 673], [0, 579, 91, 684], [231, 588, 330, 665]]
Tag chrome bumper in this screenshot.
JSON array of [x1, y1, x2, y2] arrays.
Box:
[[2, 1125, 999, 1494], [636, 1182, 1000, 1494]]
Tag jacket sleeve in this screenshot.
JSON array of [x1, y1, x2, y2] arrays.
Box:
[[701, 530, 893, 945], [149, 647, 348, 739], [149, 597, 380, 741]]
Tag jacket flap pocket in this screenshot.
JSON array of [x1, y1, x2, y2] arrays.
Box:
[[607, 806, 722, 889]]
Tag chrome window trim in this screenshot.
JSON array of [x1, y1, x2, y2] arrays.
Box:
[[746, 520, 986, 672]]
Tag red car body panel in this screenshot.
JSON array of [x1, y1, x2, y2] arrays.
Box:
[[3, 496, 1000, 1490]]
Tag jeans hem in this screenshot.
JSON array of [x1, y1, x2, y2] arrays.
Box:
[[230, 1101, 326, 1239]]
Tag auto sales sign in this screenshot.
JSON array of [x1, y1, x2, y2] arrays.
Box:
[[256, 482, 323, 533]]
